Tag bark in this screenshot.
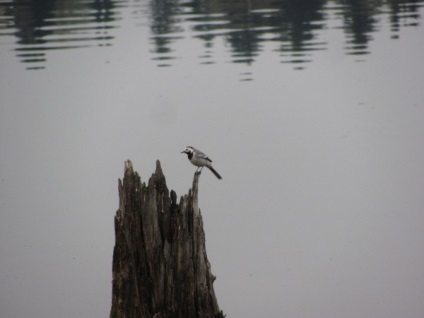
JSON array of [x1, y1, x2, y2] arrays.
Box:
[[110, 160, 224, 318]]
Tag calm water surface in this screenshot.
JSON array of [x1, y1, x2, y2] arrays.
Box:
[[1, 0, 423, 71], [1, 1, 424, 318]]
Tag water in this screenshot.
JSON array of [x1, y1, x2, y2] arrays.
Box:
[[2, 0, 423, 71], [1, 1, 424, 317]]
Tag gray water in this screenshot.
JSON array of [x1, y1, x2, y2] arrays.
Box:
[[1, 0, 424, 317]]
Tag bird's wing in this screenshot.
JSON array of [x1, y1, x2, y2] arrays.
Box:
[[194, 147, 213, 162]]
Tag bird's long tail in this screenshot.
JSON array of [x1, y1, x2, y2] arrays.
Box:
[[208, 166, 222, 180]]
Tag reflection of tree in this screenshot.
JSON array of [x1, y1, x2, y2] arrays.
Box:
[[147, 0, 422, 68], [91, 0, 115, 24], [13, 0, 56, 45], [275, 0, 325, 61], [387, 0, 422, 36], [338, 0, 378, 54], [6, 0, 117, 69], [149, 0, 182, 63], [224, 8, 262, 64], [3, 0, 422, 69]]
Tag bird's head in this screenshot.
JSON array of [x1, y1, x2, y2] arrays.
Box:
[[181, 146, 194, 155]]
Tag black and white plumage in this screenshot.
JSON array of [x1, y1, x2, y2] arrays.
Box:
[[181, 146, 222, 180]]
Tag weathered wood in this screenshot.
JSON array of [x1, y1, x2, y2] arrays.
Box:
[[110, 160, 224, 318]]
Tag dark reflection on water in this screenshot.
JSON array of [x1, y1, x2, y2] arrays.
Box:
[[0, 0, 120, 69], [149, 0, 424, 68], [0, 0, 423, 70]]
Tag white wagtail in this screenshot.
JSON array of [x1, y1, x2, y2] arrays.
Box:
[[181, 146, 222, 179]]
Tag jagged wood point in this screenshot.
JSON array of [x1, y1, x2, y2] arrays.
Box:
[[110, 160, 224, 318]]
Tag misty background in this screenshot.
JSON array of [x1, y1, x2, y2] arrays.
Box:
[[1, 0, 424, 317]]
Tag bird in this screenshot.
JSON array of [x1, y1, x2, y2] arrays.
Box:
[[181, 146, 222, 179]]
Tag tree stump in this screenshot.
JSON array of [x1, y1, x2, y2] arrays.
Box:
[[110, 160, 224, 318]]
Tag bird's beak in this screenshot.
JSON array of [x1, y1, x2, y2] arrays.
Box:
[[181, 149, 186, 154]]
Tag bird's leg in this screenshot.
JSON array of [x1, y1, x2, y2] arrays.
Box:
[[195, 166, 201, 176], [195, 166, 204, 175]]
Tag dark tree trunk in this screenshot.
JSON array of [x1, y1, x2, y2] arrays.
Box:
[[110, 160, 224, 318]]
